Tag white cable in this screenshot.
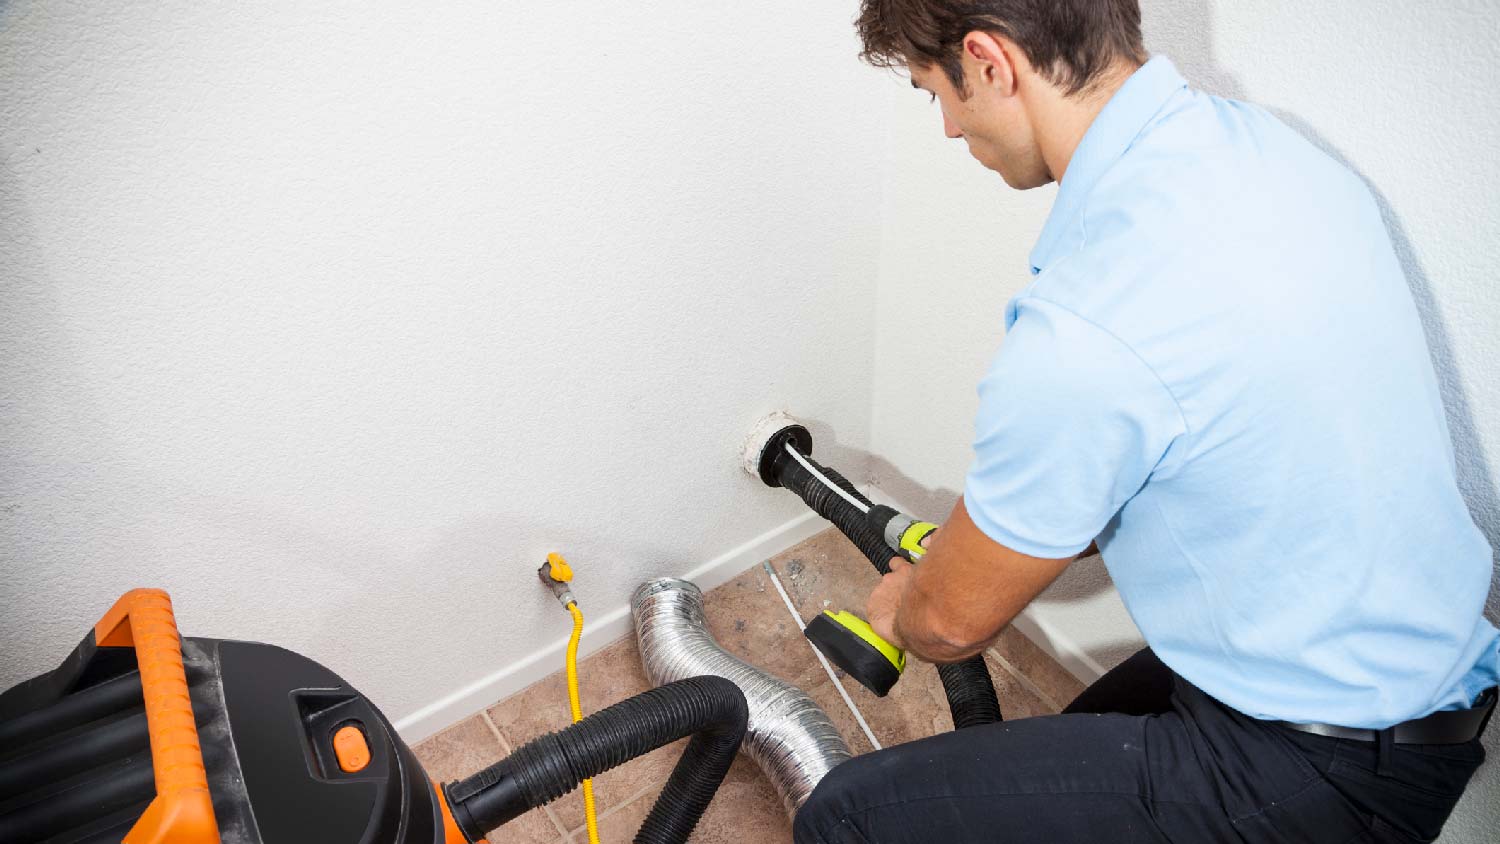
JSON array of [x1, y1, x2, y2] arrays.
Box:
[[761, 562, 883, 752], [783, 442, 870, 514]]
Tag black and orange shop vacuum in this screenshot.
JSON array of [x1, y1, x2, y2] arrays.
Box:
[[1, 415, 1002, 844], [0, 588, 749, 844]]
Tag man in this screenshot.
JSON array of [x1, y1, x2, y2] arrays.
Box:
[[793, 2, 1498, 842]]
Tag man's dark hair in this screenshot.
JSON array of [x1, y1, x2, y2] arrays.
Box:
[[856, 0, 1148, 97]]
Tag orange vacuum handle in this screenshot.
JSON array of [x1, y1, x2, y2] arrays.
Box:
[[94, 589, 220, 844]]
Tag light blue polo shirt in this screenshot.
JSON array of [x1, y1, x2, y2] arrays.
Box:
[[963, 56, 1498, 729]]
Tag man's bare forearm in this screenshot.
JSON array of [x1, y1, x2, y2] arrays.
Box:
[[881, 498, 1075, 664], [895, 578, 1001, 662]]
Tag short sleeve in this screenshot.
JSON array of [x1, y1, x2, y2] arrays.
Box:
[[963, 297, 1186, 558]]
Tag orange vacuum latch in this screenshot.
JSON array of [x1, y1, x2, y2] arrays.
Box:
[[93, 589, 221, 844], [332, 724, 372, 773]]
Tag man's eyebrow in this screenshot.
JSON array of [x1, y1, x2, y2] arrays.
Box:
[[909, 78, 921, 90]]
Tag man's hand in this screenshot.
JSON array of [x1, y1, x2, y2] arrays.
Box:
[[870, 497, 1076, 664], [866, 558, 914, 649]]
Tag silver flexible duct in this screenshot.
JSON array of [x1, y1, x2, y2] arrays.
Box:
[[631, 578, 852, 815]]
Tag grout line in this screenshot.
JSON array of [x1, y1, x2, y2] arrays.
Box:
[[761, 560, 883, 751], [484, 710, 572, 839], [984, 647, 1064, 714], [568, 783, 659, 840], [479, 709, 510, 749]]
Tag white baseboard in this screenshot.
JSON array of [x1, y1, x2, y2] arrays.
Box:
[[1009, 606, 1108, 685], [393, 509, 830, 743]]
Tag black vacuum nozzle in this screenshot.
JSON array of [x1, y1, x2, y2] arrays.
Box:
[[755, 422, 812, 488]]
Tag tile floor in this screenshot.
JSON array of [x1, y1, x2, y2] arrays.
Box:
[[413, 529, 1087, 843]]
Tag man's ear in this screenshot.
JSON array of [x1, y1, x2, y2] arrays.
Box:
[[961, 31, 1020, 96]]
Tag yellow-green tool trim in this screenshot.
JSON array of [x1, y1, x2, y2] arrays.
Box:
[[803, 610, 906, 697]]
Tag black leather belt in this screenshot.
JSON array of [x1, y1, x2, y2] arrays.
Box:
[[1274, 687, 1496, 745]]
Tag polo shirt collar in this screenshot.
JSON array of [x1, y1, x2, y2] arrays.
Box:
[[1028, 56, 1188, 275]]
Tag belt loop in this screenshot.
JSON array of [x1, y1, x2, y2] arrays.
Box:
[[1376, 726, 1396, 777], [1476, 688, 1497, 739]]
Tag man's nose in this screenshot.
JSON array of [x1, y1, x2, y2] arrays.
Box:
[[943, 113, 963, 139]]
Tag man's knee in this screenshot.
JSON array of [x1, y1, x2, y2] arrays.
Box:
[[793, 755, 880, 844]]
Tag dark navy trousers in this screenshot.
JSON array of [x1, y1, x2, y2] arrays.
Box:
[[793, 649, 1486, 843]]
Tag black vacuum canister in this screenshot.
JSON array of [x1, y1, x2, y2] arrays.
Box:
[[0, 589, 463, 844]]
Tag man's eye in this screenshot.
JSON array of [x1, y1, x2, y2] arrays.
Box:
[[927, 92, 937, 104]]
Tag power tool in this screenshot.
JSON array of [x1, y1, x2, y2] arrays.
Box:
[[742, 413, 946, 698]]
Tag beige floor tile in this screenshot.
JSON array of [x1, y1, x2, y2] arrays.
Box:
[[573, 756, 793, 844], [767, 529, 883, 622], [571, 785, 654, 844], [487, 636, 684, 834], [690, 754, 794, 843], [989, 625, 1087, 709], [983, 650, 1063, 720], [465, 528, 1088, 842], [412, 714, 506, 783], [486, 811, 570, 844], [698, 564, 823, 690], [843, 658, 954, 747], [828, 644, 1065, 748], [411, 716, 567, 843]]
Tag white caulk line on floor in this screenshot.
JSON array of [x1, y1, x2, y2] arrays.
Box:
[[761, 560, 883, 752]]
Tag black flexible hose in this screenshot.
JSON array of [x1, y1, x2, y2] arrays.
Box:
[[445, 675, 748, 844], [935, 659, 1004, 728], [771, 452, 894, 575], [769, 445, 1004, 730]]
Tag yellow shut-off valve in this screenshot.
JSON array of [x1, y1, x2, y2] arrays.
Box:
[[545, 552, 574, 583]]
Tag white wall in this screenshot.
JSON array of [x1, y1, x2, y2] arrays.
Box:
[[868, 1, 1500, 839], [4, 0, 1497, 838], [0, 1, 887, 727]]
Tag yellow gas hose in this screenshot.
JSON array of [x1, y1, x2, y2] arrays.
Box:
[[565, 600, 600, 844]]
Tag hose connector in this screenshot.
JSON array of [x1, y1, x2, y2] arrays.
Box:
[[538, 552, 576, 608], [868, 504, 937, 562]]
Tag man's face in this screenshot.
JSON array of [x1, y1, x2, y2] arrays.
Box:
[[909, 62, 1050, 190]]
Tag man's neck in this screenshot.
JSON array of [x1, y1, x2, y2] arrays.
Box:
[[1030, 61, 1141, 184]]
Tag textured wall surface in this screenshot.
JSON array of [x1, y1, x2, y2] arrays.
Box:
[[0, 1, 886, 722], [868, 1, 1499, 838], [5, 0, 1498, 838]]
